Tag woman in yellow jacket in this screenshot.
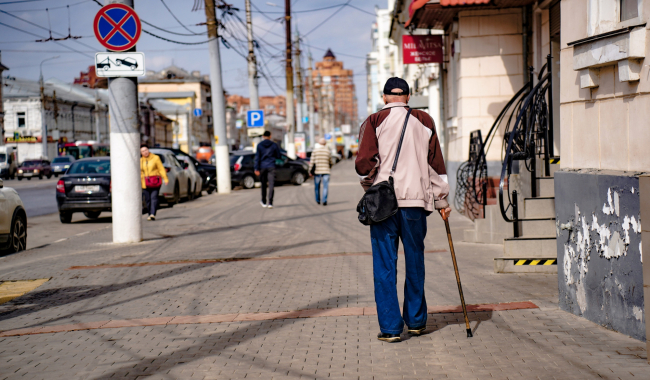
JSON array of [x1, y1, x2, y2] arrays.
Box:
[[140, 145, 168, 221]]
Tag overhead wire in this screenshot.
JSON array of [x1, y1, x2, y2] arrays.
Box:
[[159, 0, 203, 35], [0, 20, 93, 57]]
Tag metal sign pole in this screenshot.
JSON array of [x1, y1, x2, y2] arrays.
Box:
[[105, 0, 142, 243]]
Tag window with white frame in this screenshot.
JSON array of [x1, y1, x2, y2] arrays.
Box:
[[621, 0, 638, 21], [17, 112, 26, 128], [588, 0, 643, 35]]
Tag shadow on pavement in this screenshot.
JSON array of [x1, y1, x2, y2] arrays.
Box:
[[400, 311, 493, 342], [143, 209, 348, 242], [72, 216, 113, 224], [91, 295, 359, 380], [0, 263, 223, 327]]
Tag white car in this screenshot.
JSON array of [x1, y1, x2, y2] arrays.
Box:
[[176, 155, 203, 200], [0, 179, 27, 253], [149, 149, 191, 205]]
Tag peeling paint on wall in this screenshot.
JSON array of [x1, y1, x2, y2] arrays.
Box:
[[556, 171, 645, 341]]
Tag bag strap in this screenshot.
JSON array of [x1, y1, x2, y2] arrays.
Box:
[[390, 108, 412, 177]]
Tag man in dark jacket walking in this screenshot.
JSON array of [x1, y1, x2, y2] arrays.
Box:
[[255, 131, 281, 208]]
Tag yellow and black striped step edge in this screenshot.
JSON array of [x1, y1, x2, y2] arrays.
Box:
[[513, 259, 557, 266], [549, 158, 560, 164]]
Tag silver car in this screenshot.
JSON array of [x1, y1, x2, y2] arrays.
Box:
[[51, 156, 75, 177], [0, 179, 27, 253], [176, 155, 203, 200], [149, 149, 191, 205]]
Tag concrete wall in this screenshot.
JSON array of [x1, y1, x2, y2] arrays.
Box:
[[556, 170, 645, 341]]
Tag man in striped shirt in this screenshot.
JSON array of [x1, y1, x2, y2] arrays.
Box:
[[309, 138, 332, 205]]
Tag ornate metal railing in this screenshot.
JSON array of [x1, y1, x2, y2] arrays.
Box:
[[454, 64, 533, 220], [498, 55, 555, 236]]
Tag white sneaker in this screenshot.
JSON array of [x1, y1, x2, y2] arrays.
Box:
[[147, 215, 155, 221], [260, 201, 267, 208], [267, 204, 273, 209]]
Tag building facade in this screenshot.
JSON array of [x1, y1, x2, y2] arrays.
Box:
[[138, 66, 212, 154], [2, 77, 109, 161], [556, 0, 648, 341], [312, 50, 358, 132]]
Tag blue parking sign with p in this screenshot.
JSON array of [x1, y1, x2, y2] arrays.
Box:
[[247, 110, 264, 128]]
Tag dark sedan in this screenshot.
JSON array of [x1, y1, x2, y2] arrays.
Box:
[[231, 151, 309, 189], [56, 157, 111, 223], [159, 148, 217, 194], [17, 159, 52, 180]]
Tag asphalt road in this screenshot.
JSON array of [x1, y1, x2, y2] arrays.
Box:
[[4, 177, 59, 217]]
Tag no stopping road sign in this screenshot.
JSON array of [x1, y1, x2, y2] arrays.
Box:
[[94, 3, 141, 52]]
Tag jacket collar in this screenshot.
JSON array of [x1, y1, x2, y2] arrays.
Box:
[[381, 102, 408, 110]]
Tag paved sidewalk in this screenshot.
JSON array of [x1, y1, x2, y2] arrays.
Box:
[[0, 161, 647, 379]]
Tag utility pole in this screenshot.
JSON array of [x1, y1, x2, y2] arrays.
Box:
[[284, 0, 295, 158], [94, 90, 101, 142], [294, 32, 303, 133], [205, 0, 231, 193], [39, 55, 58, 158], [108, 0, 142, 243], [307, 54, 315, 148], [316, 73, 323, 139], [245, 0, 259, 111]]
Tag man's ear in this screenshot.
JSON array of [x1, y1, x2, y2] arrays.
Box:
[[382, 94, 387, 104], [406, 94, 410, 103]]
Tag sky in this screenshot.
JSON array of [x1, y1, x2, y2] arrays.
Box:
[[0, 0, 386, 119]]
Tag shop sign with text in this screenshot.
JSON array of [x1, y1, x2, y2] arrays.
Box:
[[402, 35, 443, 64]]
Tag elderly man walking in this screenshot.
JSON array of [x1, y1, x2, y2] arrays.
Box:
[[355, 77, 452, 343], [309, 138, 332, 205]]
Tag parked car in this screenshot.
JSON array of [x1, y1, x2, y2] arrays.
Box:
[[56, 157, 112, 223], [196, 146, 214, 163], [0, 179, 27, 253], [149, 149, 191, 205], [176, 155, 203, 200], [0, 146, 17, 179], [51, 156, 75, 177], [17, 159, 52, 180], [230, 151, 309, 189], [116, 57, 137, 70], [158, 148, 217, 194]]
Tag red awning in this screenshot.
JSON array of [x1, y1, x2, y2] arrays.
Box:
[[405, 0, 534, 29]]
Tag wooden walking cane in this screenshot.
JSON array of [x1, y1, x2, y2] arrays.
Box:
[[444, 218, 473, 338]]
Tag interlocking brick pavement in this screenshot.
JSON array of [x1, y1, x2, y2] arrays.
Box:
[[0, 161, 646, 379]]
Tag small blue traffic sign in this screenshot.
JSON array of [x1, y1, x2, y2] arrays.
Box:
[[94, 3, 141, 52], [247, 110, 264, 128], [193, 108, 202, 117], [302, 116, 309, 123], [324, 133, 332, 140]]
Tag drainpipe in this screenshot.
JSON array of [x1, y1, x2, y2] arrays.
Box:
[[522, 6, 529, 85], [70, 102, 78, 141]]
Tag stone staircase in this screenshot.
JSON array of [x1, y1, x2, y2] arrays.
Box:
[[462, 164, 558, 274], [494, 174, 557, 273]]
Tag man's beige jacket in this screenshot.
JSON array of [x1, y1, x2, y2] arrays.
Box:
[[355, 102, 449, 212]]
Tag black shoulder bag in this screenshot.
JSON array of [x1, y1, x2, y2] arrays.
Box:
[[357, 108, 412, 226]]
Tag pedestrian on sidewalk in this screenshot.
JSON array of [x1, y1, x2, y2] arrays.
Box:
[[254, 131, 281, 209], [309, 137, 332, 206], [355, 77, 452, 343], [140, 145, 168, 221]]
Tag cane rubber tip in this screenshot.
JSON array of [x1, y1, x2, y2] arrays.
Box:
[[466, 329, 473, 338]]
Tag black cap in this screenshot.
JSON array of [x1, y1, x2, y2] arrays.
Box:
[[263, 131, 271, 137], [383, 77, 409, 95]]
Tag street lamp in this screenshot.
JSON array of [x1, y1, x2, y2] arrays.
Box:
[[39, 55, 59, 159]]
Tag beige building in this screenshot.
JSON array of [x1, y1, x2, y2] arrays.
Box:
[[556, 0, 648, 342], [138, 66, 212, 154], [400, 0, 648, 343]]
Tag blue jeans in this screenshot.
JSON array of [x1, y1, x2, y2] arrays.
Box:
[[314, 174, 330, 203], [370, 207, 428, 334]]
